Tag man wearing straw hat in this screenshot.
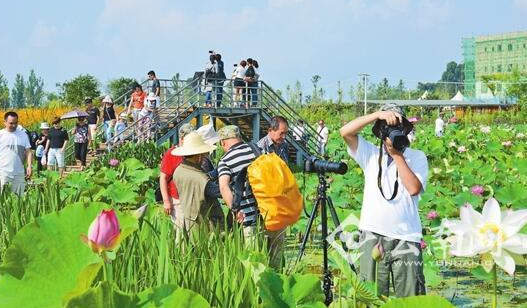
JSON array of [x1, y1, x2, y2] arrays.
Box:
[[159, 123, 195, 230], [171, 131, 224, 237]]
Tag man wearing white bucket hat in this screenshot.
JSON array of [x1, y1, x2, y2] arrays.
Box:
[[172, 132, 224, 237]]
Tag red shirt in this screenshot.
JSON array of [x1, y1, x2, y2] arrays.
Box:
[[160, 146, 184, 199]]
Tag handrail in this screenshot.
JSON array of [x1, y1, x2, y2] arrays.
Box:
[[106, 78, 200, 145], [64, 79, 149, 163]]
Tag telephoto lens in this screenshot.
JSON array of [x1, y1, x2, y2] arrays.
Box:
[[304, 156, 348, 174]]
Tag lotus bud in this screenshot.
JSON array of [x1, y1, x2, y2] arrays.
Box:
[[81, 209, 121, 254], [371, 242, 384, 262]]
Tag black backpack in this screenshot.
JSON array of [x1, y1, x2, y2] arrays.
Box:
[[27, 131, 39, 150]]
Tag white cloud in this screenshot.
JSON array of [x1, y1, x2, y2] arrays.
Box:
[[30, 21, 58, 47], [513, 0, 527, 11]]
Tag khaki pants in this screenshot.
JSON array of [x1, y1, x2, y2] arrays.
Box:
[[0, 174, 26, 196], [169, 198, 184, 242], [359, 230, 426, 298]]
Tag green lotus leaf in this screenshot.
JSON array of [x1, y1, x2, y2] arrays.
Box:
[[64, 282, 210, 308], [0, 203, 138, 308]]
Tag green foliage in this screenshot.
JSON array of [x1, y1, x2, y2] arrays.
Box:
[[59, 74, 101, 106], [24, 69, 45, 107], [0, 71, 9, 109], [107, 77, 138, 101], [64, 282, 210, 308], [0, 203, 138, 308], [11, 73, 25, 108], [257, 270, 326, 308]]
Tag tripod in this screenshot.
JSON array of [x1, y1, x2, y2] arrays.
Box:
[[296, 173, 357, 306]]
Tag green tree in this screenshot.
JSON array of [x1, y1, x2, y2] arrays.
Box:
[[107, 77, 137, 101], [59, 74, 100, 105], [348, 84, 355, 103], [439, 61, 464, 96], [0, 72, 9, 109], [395, 79, 406, 99], [311, 75, 321, 102], [294, 80, 302, 104], [25, 69, 45, 107], [11, 74, 25, 108], [337, 81, 343, 104], [376, 77, 390, 99]]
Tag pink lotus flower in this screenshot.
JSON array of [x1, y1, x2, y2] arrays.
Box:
[[449, 117, 457, 123], [408, 117, 419, 123], [501, 141, 512, 147], [471, 185, 484, 196], [420, 239, 427, 250], [109, 158, 119, 167], [457, 146, 467, 153], [427, 210, 439, 220], [81, 209, 121, 254]]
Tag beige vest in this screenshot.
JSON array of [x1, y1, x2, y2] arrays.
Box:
[[173, 161, 211, 221]]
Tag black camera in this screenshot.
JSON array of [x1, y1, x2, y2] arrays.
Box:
[[304, 156, 348, 174], [372, 120, 411, 153]]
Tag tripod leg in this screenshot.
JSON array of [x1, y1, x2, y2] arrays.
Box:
[[296, 197, 320, 264], [327, 197, 358, 274]]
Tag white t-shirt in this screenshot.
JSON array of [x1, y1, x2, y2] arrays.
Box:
[[234, 66, 247, 79], [348, 136, 428, 243], [317, 125, 329, 143], [435, 118, 445, 134], [0, 129, 31, 177], [292, 125, 305, 141]]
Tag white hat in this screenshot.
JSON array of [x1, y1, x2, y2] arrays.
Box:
[[40, 122, 50, 129], [102, 95, 113, 103], [196, 123, 220, 145], [119, 112, 128, 119], [171, 132, 216, 156]]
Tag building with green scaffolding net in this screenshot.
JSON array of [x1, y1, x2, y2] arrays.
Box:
[[463, 31, 527, 99]]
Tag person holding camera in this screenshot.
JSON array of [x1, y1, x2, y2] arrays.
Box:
[[340, 104, 428, 298], [214, 54, 226, 107]]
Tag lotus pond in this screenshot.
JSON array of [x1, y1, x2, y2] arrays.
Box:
[[0, 118, 525, 308]]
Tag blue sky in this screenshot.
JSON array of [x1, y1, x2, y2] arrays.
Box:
[[1, 0, 526, 98]]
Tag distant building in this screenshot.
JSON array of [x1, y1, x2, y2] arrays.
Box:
[[463, 31, 527, 99]]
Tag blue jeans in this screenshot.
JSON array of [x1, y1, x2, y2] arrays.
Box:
[[103, 121, 113, 142], [205, 91, 213, 106]]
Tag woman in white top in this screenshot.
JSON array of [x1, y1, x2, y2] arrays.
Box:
[[138, 93, 159, 142], [232, 60, 247, 105]]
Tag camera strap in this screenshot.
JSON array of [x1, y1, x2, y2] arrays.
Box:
[[377, 139, 399, 200]]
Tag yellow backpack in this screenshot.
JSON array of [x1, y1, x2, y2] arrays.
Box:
[[247, 152, 303, 231]]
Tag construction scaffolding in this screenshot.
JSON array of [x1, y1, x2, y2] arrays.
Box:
[[463, 31, 527, 99]]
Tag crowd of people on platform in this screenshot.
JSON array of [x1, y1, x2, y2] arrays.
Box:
[[203, 51, 261, 108]]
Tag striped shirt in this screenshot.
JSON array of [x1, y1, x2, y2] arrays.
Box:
[[218, 142, 258, 225]]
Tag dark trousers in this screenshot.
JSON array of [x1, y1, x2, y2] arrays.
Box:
[[36, 155, 45, 174], [74, 142, 88, 166], [215, 81, 224, 107], [248, 82, 258, 106]]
